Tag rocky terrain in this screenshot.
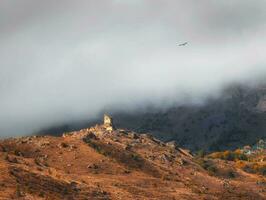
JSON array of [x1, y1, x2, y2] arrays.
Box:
[[1, 116, 266, 199]]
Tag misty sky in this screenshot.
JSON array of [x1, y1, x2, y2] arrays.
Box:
[[1, 0, 266, 136]]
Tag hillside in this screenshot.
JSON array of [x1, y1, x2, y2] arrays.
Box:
[[112, 84, 266, 151], [1, 116, 266, 199]]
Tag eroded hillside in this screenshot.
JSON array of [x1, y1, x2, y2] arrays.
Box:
[[0, 116, 265, 199]]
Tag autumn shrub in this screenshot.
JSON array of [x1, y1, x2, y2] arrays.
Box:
[[251, 163, 266, 176], [238, 162, 266, 176], [235, 160, 246, 168], [208, 149, 247, 161], [196, 159, 217, 175], [259, 165, 266, 175]]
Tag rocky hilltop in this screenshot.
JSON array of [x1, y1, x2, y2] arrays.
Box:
[[1, 115, 266, 199]]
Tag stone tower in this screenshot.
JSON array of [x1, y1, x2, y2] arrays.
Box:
[[103, 114, 115, 131]]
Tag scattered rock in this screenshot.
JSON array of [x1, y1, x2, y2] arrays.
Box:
[[70, 144, 77, 150], [166, 141, 178, 149], [128, 133, 139, 139], [113, 138, 120, 143], [40, 141, 50, 147], [6, 155, 18, 163], [58, 142, 69, 148], [124, 170, 131, 174], [84, 132, 97, 140], [14, 150, 23, 157], [87, 164, 99, 169], [124, 144, 132, 151], [34, 157, 48, 167]]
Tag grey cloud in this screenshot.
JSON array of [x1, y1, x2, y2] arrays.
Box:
[[0, 0, 266, 136]]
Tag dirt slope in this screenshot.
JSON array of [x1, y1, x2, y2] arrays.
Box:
[[0, 123, 265, 199]]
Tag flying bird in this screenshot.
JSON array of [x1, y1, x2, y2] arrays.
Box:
[[178, 42, 188, 46]]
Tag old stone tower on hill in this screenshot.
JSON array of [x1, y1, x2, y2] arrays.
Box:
[[103, 114, 115, 131]]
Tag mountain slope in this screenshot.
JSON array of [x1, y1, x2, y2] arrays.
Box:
[[112, 84, 266, 151], [1, 120, 266, 199]]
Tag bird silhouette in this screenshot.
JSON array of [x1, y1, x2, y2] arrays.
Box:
[[178, 42, 188, 46]]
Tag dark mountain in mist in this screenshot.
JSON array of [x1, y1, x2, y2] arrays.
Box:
[[113, 84, 266, 152], [40, 84, 266, 152]]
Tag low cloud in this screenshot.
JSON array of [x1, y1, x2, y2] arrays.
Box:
[[0, 0, 266, 136]]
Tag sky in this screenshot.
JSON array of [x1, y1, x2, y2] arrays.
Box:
[[0, 0, 266, 136]]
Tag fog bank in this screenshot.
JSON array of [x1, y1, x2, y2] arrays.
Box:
[[1, 0, 266, 136]]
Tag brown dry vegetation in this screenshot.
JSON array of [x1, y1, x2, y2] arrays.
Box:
[[0, 124, 265, 199]]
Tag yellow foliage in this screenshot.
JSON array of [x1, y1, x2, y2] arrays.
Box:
[[208, 150, 248, 161]]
